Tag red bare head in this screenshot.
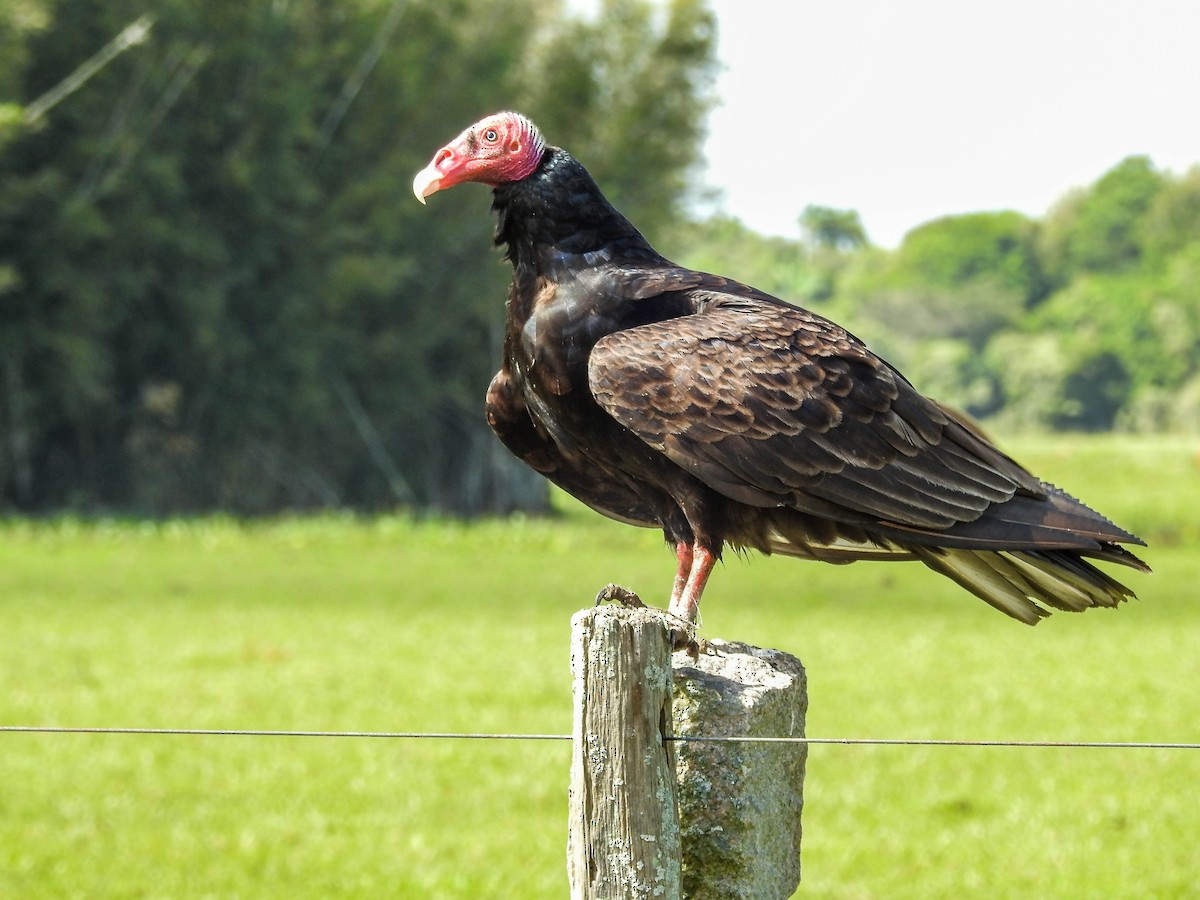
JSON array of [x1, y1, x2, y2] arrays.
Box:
[[413, 111, 546, 204]]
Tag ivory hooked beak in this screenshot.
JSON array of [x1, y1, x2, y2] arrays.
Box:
[[412, 162, 443, 205]]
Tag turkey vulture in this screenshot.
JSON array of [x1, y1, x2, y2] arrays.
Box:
[[413, 111, 1148, 625]]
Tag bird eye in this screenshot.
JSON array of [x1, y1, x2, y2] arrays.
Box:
[[484, 129, 498, 142]]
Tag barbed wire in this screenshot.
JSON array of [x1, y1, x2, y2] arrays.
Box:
[[1, 725, 1196, 750]]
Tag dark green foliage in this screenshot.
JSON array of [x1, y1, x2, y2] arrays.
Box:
[[727, 158, 1200, 432], [0, 0, 717, 513], [887, 210, 1045, 300], [800, 204, 867, 253], [668, 214, 823, 302], [518, 0, 717, 242], [1038, 155, 1165, 283], [2, 1, 1195, 515]]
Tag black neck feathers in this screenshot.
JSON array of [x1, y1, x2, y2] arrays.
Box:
[[490, 147, 663, 272]]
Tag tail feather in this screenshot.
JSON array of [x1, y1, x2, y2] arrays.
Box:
[[760, 499, 1148, 625], [913, 547, 1050, 624], [912, 545, 1147, 626]]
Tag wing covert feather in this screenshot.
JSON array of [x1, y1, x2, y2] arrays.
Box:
[[588, 296, 1033, 531]]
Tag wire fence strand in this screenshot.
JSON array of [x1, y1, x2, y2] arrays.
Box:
[[1, 725, 1197, 750], [0, 726, 568, 741]]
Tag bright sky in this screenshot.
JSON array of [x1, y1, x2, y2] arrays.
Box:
[[702, 0, 1200, 246]]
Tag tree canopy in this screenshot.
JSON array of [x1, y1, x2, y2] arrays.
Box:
[[0, 0, 717, 514], [1, 0, 1195, 516], [792, 157, 1200, 433], [666, 155, 1200, 436]]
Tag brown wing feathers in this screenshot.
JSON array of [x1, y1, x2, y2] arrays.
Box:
[[589, 298, 1029, 532], [590, 286, 1147, 622]]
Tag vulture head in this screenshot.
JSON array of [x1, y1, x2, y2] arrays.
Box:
[[413, 111, 546, 203]]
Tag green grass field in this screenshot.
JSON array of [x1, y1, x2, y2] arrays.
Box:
[[1, 435, 1198, 897]]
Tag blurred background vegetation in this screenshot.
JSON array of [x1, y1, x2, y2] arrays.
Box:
[[1, 0, 1197, 517]]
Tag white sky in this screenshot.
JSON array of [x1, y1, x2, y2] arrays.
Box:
[[701, 0, 1200, 246]]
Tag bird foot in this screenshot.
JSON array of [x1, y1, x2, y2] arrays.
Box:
[[594, 583, 645, 609], [673, 632, 706, 659], [663, 612, 705, 658], [593, 584, 704, 656]]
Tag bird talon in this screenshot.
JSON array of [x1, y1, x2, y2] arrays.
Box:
[[674, 632, 705, 659], [594, 583, 645, 609], [663, 613, 703, 657]]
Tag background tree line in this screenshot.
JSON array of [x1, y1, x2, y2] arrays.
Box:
[[680, 156, 1200, 437], [1, 0, 1196, 516], [0, 0, 717, 514]]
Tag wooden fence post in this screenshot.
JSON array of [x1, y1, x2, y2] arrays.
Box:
[[568, 606, 807, 900], [567, 605, 682, 899]]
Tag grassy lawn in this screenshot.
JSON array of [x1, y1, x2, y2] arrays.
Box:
[[0, 434, 1197, 897]]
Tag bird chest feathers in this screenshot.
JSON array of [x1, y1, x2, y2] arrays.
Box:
[[511, 269, 631, 402]]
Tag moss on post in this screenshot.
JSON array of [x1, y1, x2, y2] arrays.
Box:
[[673, 641, 807, 899]]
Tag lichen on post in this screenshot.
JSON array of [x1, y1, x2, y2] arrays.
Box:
[[567, 606, 807, 900], [567, 605, 683, 900], [673, 641, 807, 900]]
